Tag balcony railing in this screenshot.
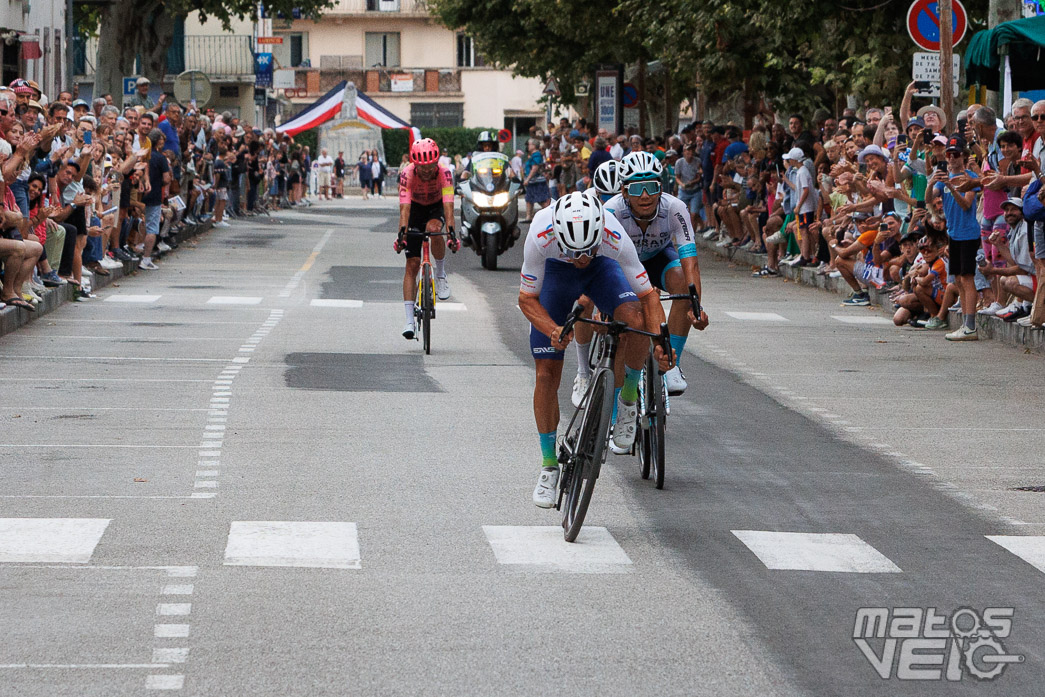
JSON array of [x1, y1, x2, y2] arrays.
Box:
[[323, 0, 429, 15], [167, 36, 254, 77], [275, 65, 461, 98]]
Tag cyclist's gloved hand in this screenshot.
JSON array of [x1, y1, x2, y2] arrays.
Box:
[[394, 226, 407, 253], [447, 226, 460, 253]]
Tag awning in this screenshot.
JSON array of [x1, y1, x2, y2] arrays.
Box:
[[965, 15, 1045, 91], [276, 80, 421, 141]]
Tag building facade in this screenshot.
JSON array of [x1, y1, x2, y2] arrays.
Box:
[[0, 0, 66, 99], [270, 0, 545, 132]]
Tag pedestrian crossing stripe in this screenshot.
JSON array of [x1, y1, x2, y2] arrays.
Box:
[[830, 315, 894, 325], [0, 518, 111, 563], [724, 311, 789, 322], [985, 536, 1045, 574], [104, 295, 160, 303], [482, 526, 632, 573], [732, 530, 902, 573], [223, 521, 361, 569], [310, 299, 364, 308], [206, 296, 264, 305]]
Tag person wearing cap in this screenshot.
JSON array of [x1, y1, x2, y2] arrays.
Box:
[[72, 99, 90, 119], [892, 235, 948, 326], [124, 77, 155, 110], [980, 198, 1036, 322], [926, 134, 982, 340], [781, 145, 818, 266], [137, 128, 171, 270]]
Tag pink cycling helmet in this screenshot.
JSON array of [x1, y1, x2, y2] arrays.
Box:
[[409, 138, 440, 165]]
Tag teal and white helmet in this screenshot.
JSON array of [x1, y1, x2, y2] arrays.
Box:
[[618, 150, 662, 182]]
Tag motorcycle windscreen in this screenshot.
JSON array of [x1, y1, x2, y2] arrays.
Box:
[[470, 154, 510, 194]]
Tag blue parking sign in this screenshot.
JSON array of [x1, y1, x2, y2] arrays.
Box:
[[123, 77, 137, 96]]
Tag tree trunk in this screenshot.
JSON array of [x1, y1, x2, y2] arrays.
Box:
[[95, 0, 178, 105], [637, 58, 647, 138]]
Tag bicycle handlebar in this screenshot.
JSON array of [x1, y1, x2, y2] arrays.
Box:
[[660, 283, 702, 320], [560, 302, 674, 369]]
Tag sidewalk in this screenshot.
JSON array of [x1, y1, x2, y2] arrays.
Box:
[[0, 221, 212, 340], [696, 233, 1045, 355]]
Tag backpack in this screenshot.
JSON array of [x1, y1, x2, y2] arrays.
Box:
[[1022, 177, 1045, 223]]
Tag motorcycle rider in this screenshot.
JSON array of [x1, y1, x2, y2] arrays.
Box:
[[460, 131, 499, 180]]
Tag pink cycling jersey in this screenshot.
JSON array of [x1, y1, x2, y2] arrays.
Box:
[[398, 163, 455, 206]]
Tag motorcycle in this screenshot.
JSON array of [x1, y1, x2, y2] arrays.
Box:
[[458, 152, 521, 270]]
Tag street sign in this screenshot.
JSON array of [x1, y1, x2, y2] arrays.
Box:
[[254, 87, 267, 106], [122, 77, 137, 97], [497, 128, 512, 143], [173, 70, 212, 109], [575, 80, 590, 97], [912, 52, 961, 97], [254, 53, 273, 88], [273, 69, 296, 90], [907, 0, 967, 51], [543, 77, 560, 97], [621, 83, 638, 109], [256, 36, 284, 45], [596, 70, 619, 135]]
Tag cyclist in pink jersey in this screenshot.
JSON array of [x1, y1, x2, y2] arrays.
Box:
[[393, 138, 459, 339]]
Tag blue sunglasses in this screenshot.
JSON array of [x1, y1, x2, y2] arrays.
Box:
[[562, 244, 599, 260], [625, 180, 662, 196]]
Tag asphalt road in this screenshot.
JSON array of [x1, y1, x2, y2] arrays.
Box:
[[1, 198, 1043, 696]]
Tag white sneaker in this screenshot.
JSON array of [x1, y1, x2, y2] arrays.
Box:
[[1017, 316, 1033, 327], [716, 237, 732, 247], [139, 258, 159, 270], [100, 256, 122, 269], [611, 399, 638, 450], [978, 301, 1004, 316], [947, 302, 962, 312], [402, 322, 415, 340], [702, 228, 718, 240], [436, 276, 451, 300], [533, 467, 559, 508], [945, 326, 979, 341], [157, 241, 172, 253], [571, 374, 590, 408], [828, 270, 842, 278], [663, 365, 687, 396], [214, 221, 231, 228]]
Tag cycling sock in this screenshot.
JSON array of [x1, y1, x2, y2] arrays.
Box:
[[612, 387, 622, 421], [669, 334, 687, 366], [539, 431, 557, 469], [575, 341, 591, 377], [433, 257, 446, 278], [403, 301, 414, 323], [621, 367, 642, 403], [964, 313, 975, 331]]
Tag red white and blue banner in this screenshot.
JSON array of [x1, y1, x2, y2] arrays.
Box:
[[276, 80, 421, 141]]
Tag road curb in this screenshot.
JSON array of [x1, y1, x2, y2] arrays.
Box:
[[696, 233, 1045, 355], [0, 222, 212, 340]]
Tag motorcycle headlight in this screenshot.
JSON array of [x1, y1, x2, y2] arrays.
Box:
[[491, 192, 509, 207], [473, 192, 493, 207]]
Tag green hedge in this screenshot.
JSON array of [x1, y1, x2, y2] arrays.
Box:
[[382, 128, 499, 167], [293, 129, 318, 155]]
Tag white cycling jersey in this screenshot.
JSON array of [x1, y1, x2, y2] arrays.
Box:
[[519, 205, 654, 298], [604, 192, 697, 261]]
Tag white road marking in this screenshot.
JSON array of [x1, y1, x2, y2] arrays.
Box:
[[154, 625, 190, 638], [437, 303, 467, 312], [482, 526, 632, 572], [206, 296, 263, 305], [157, 604, 192, 616], [152, 649, 189, 664], [830, 315, 894, 325], [0, 664, 170, 669], [232, 357, 250, 363], [162, 584, 194, 595], [0, 444, 198, 449], [196, 471, 219, 477], [985, 536, 1045, 573], [732, 530, 901, 573], [224, 521, 361, 569], [194, 482, 218, 489], [724, 311, 789, 322], [310, 299, 364, 308], [0, 518, 110, 563], [145, 674, 185, 690], [103, 295, 160, 303]]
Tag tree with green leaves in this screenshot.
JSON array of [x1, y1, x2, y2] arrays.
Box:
[[92, 1, 333, 104]]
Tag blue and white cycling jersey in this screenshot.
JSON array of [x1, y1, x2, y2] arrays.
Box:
[[604, 192, 697, 261]]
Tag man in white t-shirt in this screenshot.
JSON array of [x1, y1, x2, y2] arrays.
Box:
[[315, 148, 334, 200]]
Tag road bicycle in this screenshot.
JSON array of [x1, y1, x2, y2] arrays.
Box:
[[556, 302, 672, 542], [395, 229, 457, 355]]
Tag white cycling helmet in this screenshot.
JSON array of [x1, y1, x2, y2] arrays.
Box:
[[619, 150, 662, 182], [592, 160, 620, 196], [552, 191, 604, 257]]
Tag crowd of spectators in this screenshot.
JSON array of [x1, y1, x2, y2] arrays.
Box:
[[0, 75, 322, 313], [496, 84, 1045, 339]]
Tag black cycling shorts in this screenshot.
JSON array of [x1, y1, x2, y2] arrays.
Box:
[[405, 202, 445, 258]]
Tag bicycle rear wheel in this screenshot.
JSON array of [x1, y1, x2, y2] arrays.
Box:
[[638, 359, 652, 481], [562, 369, 613, 542], [421, 266, 433, 355]]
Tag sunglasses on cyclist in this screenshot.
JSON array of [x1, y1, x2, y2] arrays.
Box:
[[562, 244, 599, 260], [625, 180, 662, 197]]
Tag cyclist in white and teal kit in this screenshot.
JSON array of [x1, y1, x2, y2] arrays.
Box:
[[572, 151, 708, 402]]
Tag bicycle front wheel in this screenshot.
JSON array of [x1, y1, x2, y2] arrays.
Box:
[[648, 354, 666, 489], [562, 369, 613, 542], [421, 266, 433, 355]]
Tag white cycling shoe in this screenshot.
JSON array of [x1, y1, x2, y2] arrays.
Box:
[[402, 322, 415, 340], [571, 374, 590, 408], [533, 467, 559, 508], [610, 399, 638, 452], [663, 365, 687, 396], [436, 276, 451, 300]]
